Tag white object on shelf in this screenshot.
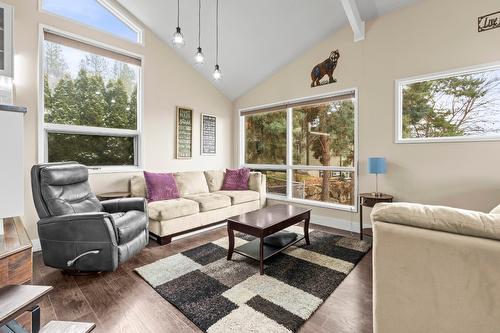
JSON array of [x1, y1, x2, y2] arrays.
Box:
[[0, 108, 25, 221]]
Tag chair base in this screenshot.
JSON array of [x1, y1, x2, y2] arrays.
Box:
[[62, 270, 102, 276]]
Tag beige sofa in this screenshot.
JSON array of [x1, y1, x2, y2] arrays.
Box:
[[372, 202, 500, 333], [130, 170, 266, 244]]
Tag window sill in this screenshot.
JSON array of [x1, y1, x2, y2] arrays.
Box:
[[87, 166, 142, 174], [266, 194, 358, 213]]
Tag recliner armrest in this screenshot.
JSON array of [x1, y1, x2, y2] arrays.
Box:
[[101, 197, 147, 214], [38, 212, 118, 244]]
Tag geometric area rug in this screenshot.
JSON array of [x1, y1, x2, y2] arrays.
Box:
[[135, 226, 371, 333]]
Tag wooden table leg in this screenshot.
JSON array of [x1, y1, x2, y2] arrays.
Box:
[[259, 236, 264, 275], [359, 197, 363, 240], [304, 214, 310, 245], [227, 223, 234, 261]]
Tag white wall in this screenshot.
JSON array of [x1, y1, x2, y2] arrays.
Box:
[[10, 0, 233, 238], [234, 0, 500, 226]]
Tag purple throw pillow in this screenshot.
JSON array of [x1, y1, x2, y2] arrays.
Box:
[[143, 171, 180, 202], [221, 168, 250, 190]]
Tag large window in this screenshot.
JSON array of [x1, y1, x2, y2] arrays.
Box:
[[241, 91, 357, 211], [41, 0, 142, 43], [40, 29, 142, 169], [396, 63, 500, 143]]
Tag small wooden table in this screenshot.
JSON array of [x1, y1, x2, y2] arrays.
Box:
[[226, 204, 311, 275], [359, 193, 393, 240]]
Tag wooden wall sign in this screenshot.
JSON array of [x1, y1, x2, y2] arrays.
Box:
[[176, 107, 193, 159], [478, 11, 500, 32], [201, 114, 217, 155]]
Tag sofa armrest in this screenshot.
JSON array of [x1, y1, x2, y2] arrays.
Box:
[[249, 172, 267, 207], [101, 197, 147, 214], [38, 212, 118, 244], [371, 202, 500, 241]]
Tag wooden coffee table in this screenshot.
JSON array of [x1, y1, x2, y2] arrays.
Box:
[[226, 204, 311, 275]]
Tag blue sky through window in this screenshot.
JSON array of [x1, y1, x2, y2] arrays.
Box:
[[42, 0, 138, 42]]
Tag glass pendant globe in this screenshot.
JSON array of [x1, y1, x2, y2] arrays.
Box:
[[195, 47, 205, 65], [213, 65, 222, 81], [172, 27, 185, 48]]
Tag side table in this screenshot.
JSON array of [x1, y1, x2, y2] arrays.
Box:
[[359, 193, 393, 240]]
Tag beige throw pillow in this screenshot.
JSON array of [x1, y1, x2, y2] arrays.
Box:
[[204, 170, 225, 192]]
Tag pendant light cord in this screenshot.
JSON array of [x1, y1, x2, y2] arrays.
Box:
[[216, 0, 219, 64], [177, 0, 180, 28], [198, 0, 201, 48]]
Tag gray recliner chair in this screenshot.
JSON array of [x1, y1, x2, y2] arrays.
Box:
[[31, 162, 149, 272]]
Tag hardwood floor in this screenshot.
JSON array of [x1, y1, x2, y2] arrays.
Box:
[[33, 224, 373, 333]]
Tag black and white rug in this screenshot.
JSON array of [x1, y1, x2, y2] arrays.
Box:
[[135, 226, 371, 333]]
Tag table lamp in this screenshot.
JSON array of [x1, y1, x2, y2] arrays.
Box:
[[368, 157, 386, 197]]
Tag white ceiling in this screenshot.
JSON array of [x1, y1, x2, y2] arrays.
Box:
[[117, 0, 419, 100]]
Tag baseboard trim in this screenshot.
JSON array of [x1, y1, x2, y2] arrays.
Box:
[[31, 238, 41, 252], [311, 214, 370, 233]]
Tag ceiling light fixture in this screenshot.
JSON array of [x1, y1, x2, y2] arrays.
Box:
[[212, 0, 222, 81], [172, 0, 185, 48], [194, 0, 205, 65]]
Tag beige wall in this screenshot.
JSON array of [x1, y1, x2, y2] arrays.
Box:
[[234, 0, 500, 224], [11, 0, 233, 239]]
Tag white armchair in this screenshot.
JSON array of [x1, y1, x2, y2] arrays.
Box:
[[372, 202, 500, 333]]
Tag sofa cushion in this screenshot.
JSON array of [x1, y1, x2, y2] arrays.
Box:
[[148, 198, 199, 221], [131, 175, 146, 198], [222, 168, 250, 190], [372, 202, 500, 241], [112, 210, 148, 244], [490, 203, 500, 214], [184, 193, 231, 212], [215, 190, 259, 205], [143, 171, 180, 202], [204, 170, 225, 192], [174, 171, 210, 196]]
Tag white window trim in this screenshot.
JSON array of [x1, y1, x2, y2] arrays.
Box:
[[395, 61, 500, 144], [38, 24, 144, 173], [38, 0, 144, 45], [239, 89, 359, 213]]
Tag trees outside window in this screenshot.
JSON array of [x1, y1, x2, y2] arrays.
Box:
[[242, 93, 357, 210], [41, 31, 141, 168], [398, 64, 500, 142]]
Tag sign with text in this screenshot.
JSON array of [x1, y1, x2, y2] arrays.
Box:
[[478, 11, 500, 32], [176, 107, 193, 159], [201, 114, 216, 155]]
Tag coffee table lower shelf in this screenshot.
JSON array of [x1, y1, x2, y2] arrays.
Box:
[[234, 235, 305, 262]]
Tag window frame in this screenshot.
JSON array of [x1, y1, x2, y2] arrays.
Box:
[[239, 89, 359, 212], [38, 0, 144, 45], [38, 25, 144, 173], [395, 61, 500, 144]]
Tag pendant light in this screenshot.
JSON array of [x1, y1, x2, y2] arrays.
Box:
[[213, 0, 222, 80], [194, 0, 205, 65], [172, 0, 185, 48]]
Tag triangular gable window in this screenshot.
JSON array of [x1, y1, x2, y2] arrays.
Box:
[[41, 0, 142, 43]]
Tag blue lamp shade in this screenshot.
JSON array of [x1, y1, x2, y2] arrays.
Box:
[[368, 157, 387, 174]]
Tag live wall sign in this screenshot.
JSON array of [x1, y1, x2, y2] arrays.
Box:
[[478, 11, 500, 32]]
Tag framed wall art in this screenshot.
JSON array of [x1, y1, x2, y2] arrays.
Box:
[[176, 106, 193, 159], [201, 113, 216, 155]]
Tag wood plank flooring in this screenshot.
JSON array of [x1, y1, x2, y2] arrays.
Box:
[[33, 225, 373, 333]]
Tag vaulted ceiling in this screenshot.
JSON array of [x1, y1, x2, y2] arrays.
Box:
[[117, 0, 419, 100]]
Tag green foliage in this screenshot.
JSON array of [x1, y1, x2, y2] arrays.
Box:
[[44, 45, 138, 166], [402, 73, 496, 138], [245, 111, 287, 164]]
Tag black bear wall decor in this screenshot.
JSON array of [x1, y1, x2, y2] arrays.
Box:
[[310, 49, 340, 88]]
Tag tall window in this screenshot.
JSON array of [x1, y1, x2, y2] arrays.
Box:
[[396, 63, 500, 143], [41, 0, 142, 43], [241, 91, 357, 211], [41, 29, 142, 169]]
